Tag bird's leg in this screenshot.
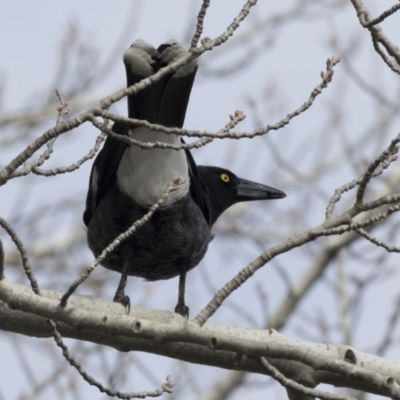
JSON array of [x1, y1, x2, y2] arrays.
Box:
[[113, 243, 132, 314], [175, 271, 189, 318]]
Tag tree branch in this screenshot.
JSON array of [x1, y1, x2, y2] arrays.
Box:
[[1, 281, 400, 398]]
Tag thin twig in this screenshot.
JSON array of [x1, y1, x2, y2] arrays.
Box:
[[372, 38, 400, 75], [32, 132, 106, 177], [355, 228, 400, 253], [49, 319, 174, 399], [14, 90, 70, 178], [91, 109, 245, 150], [326, 133, 399, 219], [0, 216, 40, 295], [190, 0, 211, 48], [355, 138, 399, 204], [258, 358, 356, 400], [362, 3, 400, 27], [324, 202, 400, 237], [350, 0, 400, 73]]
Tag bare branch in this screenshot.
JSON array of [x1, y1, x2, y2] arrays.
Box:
[[350, 0, 400, 73], [259, 357, 355, 400], [361, 3, 400, 28], [355, 228, 400, 253], [355, 135, 399, 204], [3, 281, 400, 399], [49, 317, 174, 399], [32, 132, 106, 177], [190, 0, 211, 48], [326, 133, 399, 219], [0, 216, 40, 295]]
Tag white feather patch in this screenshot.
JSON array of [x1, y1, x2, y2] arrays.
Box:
[[116, 127, 189, 206]]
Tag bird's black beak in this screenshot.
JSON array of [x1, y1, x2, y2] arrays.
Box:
[[236, 178, 286, 201]]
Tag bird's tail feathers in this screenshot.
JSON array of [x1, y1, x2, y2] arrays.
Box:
[[123, 39, 198, 128], [123, 40, 159, 122], [156, 42, 198, 128]]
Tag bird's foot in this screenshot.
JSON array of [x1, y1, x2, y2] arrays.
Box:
[[113, 292, 131, 314], [174, 303, 189, 319]]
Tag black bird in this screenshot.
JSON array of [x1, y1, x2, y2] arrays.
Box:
[[83, 40, 285, 316]]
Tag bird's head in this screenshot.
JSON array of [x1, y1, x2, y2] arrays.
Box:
[[197, 166, 286, 226]]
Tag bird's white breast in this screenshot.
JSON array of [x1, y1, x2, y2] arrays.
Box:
[[116, 127, 189, 206]]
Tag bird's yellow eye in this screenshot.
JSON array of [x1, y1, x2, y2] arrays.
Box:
[[221, 173, 230, 183]]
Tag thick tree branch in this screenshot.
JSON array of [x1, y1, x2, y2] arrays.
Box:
[[1, 281, 400, 398]]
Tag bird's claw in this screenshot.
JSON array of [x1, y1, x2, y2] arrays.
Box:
[[113, 293, 131, 314], [175, 303, 189, 319]]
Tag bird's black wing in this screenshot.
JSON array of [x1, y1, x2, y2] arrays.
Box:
[[182, 138, 212, 226], [83, 122, 129, 226]]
